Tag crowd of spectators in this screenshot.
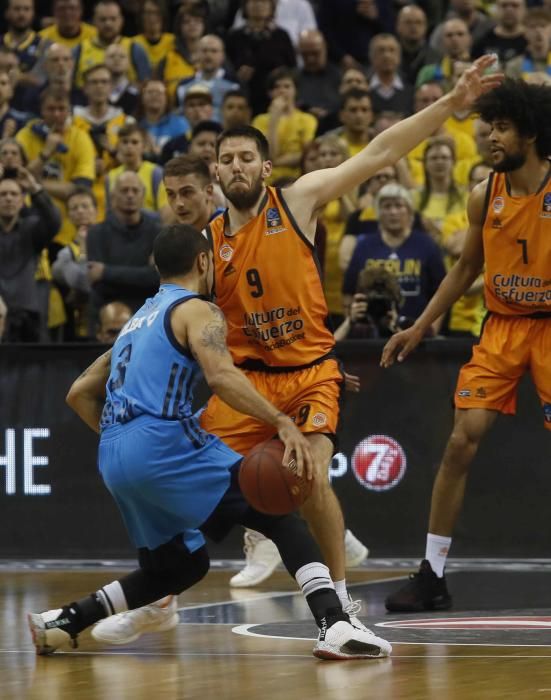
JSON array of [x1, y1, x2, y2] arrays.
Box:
[[0, 0, 549, 344]]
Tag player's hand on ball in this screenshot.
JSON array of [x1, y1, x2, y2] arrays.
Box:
[[275, 415, 314, 481], [380, 325, 424, 368]]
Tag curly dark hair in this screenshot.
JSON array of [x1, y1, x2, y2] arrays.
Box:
[[474, 79, 551, 159]]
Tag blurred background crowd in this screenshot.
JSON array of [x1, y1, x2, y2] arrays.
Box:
[[0, 0, 549, 345]]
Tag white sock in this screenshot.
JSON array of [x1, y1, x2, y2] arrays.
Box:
[[334, 579, 349, 608], [425, 533, 452, 578], [295, 562, 334, 597], [96, 580, 128, 616]]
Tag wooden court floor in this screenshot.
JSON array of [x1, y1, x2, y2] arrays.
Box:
[[3, 565, 551, 700]]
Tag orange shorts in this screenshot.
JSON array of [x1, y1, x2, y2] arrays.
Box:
[[199, 358, 343, 455], [455, 314, 551, 429]]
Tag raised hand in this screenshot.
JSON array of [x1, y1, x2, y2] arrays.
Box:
[[449, 54, 504, 112]]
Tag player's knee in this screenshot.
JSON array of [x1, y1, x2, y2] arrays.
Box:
[[139, 538, 210, 594]]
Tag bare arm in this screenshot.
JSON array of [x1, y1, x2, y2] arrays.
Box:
[[66, 350, 112, 433], [176, 300, 314, 476], [381, 181, 487, 367], [286, 55, 501, 221]]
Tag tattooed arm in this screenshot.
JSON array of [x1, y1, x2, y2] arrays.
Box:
[[66, 350, 112, 434], [173, 299, 314, 476]]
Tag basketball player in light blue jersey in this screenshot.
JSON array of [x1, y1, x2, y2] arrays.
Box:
[[28, 224, 392, 661]]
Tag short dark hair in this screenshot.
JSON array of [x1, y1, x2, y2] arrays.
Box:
[[267, 66, 298, 92], [40, 88, 70, 106], [340, 88, 372, 111], [163, 154, 211, 184], [222, 89, 249, 105], [474, 78, 551, 160], [67, 185, 97, 208], [117, 122, 145, 141], [191, 119, 223, 141], [216, 125, 270, 160], [153, 224, 211, 278]]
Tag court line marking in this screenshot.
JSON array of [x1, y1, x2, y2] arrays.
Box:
[[232, 624, 551, 648]]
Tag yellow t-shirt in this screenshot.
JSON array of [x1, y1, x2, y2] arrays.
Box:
[[73, 110, 128, 221], [252, 109, 317, 182], [160, 50, 195, 101], [321, 198, 346, 315], [39, 22, 97, 49], [74, 37, 145, 87], [407, 130, 478, 187], [413, 189, 468, 231], [339, 132, 369, 158], [445, 113, 476, 142], [133, 33, 175, 70], [441, 210, 485, 336], [107, 161, 168, 213], [16, 120, 96, 245]]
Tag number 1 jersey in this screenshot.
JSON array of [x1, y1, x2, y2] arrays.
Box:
[[206, 186, 335, 370]]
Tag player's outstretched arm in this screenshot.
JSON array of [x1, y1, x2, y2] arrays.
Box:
[[381, 181, 487, 368], [290, 55, 502, 213], [66, 350, 112, 433], [176, 300, 314, 478]]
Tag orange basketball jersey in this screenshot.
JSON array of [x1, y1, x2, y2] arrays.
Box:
[[482, 170, 551, 316], [205, 187, 335, 369]]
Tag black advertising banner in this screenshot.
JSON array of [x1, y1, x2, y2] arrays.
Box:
[[0, 342, 549, 559]]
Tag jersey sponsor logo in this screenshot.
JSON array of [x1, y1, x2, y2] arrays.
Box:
[[351, 435, 407, 492], [491, 273, 551, 306], [265, 207, 286, 235], [544, 403, 551, 423], [493, 196, 505, 213], [541, 192, 551, 218], [457, 389, 471, 397], [118, 310, 160, 338], [219, 243, 233, 261], [311, 412, 327, 428]]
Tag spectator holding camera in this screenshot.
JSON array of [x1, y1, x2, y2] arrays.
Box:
[[0, 164, 61, 341], [335, 266, 405, 340], [343, 183, 446, 330]]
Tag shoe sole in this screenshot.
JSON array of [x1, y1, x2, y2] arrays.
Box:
[[313, 646, 386, 661], [91, 613, 179, 645], [28, 613, 52, 656]]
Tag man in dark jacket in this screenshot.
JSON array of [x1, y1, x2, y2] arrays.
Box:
[[86, 170, 160, 329], [0, 166, 61, 341]]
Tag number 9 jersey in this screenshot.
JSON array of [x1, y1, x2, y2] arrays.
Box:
[[205, 186, 336, 370]]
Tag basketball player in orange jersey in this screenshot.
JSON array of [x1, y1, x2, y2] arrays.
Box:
[[383, 78, 551, 613], [91, 55, 501, 645]]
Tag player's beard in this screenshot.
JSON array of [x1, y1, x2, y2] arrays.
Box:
[[221, 172, 264, 210], [492, 149, 527, 173]]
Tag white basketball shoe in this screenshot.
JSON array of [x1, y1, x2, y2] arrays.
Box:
[[28, 608, 79, 655], [313, 619, 392, 660], [91, 596, 179, 645], [345, 530, 369, 568], [229, 530, 282, 588]]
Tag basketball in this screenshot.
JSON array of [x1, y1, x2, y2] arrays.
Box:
[[238, 439, 314, 515]]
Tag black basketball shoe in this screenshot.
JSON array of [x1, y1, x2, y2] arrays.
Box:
[[385, 559, 452, 612]]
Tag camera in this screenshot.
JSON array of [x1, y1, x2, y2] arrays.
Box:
[[351, 266, 403, 338], [2, 167, 18, 180]]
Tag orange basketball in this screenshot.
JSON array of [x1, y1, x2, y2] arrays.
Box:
[[238, 439, 314, 515]]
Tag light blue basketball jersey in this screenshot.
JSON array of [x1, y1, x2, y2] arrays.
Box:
[[101, 283, 203, 431]]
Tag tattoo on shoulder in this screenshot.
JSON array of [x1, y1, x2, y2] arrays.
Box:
[[199, 303, 228, 355]]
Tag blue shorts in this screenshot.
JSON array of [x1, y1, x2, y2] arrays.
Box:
[[98, 415, 241, 552]]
